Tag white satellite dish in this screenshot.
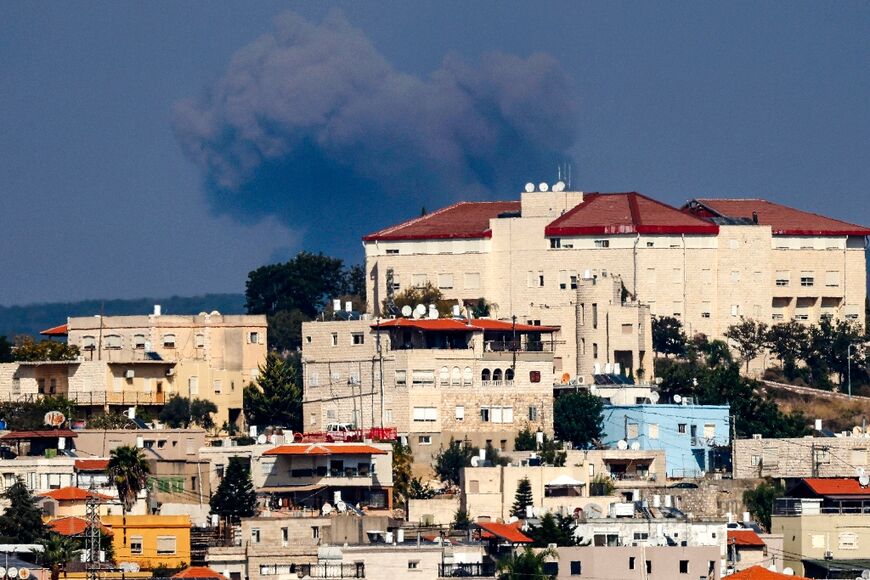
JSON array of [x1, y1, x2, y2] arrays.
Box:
[[650, 392, 660, 404], [617, 440, 628, 450], [256, 434, 267, 445], [782, 567, 794, 576], [630, 442, 641, 451], [507, 516, 518, 524], [18, 569, 29, 579], [857, 467, 866, 476], [427, 305, 438, 320], [538, 182, 549, 192], [673, 394, 683, 404], [860, 474, 870, 487], [860, 570, 870, 580], [470, 456, 480, 467], [553, 181, 566, 192], [7, 569, 17, 580], [322, 502, 333, 515], [401, 305, 412, 317], [336, 501, 347, 513], [0, 567, 7, 578], [414, 304, 426, 316], [524, 182, 535, 193]]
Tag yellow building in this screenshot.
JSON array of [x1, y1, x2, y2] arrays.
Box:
[[102, 514, 191, 570]]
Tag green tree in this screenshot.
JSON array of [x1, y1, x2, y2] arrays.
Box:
[[40, 533, 81, 580], [210, 457, 257, 523], [514, 427, 537, 451], [527, 513, 577, 547], [87, 412, 137, 429], [539, 435, 567, 467], [652, 316, 687, 358], [391, 441, 413, 507], [453, 508, 472, 531], [724, 318, 768, 373], [0, 396, 74, 431], [743, 479, 784, 532], [190, 398, 218, 429], [434, 439, 478, 487], [0, 336, 12, 363], [12, 335, 80, 361], [108, 445, 150, 545], [511, 477, 534, 518], [267, 308, 311, 353], [243, 353, 302, 430], [766, 321, 809, 380], [408, 478, 436, 499], [0, 478, 47, 543], [158, 395, 191, 428], [554, 391, 604, 449], [385, 283, 454, 317], [497, 546, 557, 580]]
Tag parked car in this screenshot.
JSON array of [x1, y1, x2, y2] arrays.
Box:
[[668, 481, 699, 489]]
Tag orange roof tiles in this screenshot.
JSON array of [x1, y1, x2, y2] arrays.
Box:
[[172, 567, 225, 579], [689, 198, 870, 236], [40, 487, 113, 502], [477, 521, 533, 544], [75, 459, 109, 471], [545, 192, 719, 236], [728, 565, 809, 580], [0, 429, 77, 440], [48, 516, 111, 536], [39, 324, 68, 336], [363, 201, 520, 241], [802, 478, 870, 496], [728, 530, 766, 547], [263, 443, 388, 456], [372, 318, 557, 333]]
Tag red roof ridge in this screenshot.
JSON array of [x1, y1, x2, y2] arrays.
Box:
[[363, 201, 467, 240], [728, 529, 766, 547], [688, 198, 870, 236]]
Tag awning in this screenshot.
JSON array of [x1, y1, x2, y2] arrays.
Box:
[[259, 484, 327, 493], [546, 475, 584, 487], [1, 429, 77, 440]]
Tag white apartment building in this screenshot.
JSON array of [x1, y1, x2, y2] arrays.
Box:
[[363, 188, 869, 381]]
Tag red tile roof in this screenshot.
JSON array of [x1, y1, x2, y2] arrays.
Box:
[[728, 530, 766, 547], [545, 192, 719, 236], [687, 198, 870, 236], [172, 567, 225, 579], [363, 201, 520, 241], [40, 487, 113, 502], [263, 443, 388, 456], [39, 324, 68, 336], [0, 429, 77, 440], [477, 521, 533, 544], [74, 459, 109, 471], [372, 318, 558, 333], [728, 565, 809, 580], [801, 478, 870, 496], [48, 516, 111, 536]]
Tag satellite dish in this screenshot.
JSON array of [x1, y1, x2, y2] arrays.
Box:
[[322, 502, 333, 515], [538, 182, 549, 192], [0, 567, 7, 578], [427, 305, 438, 320], [858, 467, 866, 477], [650, 392, 660, 404], [782, 567, 794, 576], [630, 442, 641, 451], [336, 501, 347, 513], [617, 440, 628, 450], [470, 456, 480, 467], [524, 182, 535, 193], [401, 305, 412, 317], [8, 568, 17, 579], [414, 304, 426, 317], [553, 181, 566, 192], [860, 474, 870, 487], [861, 570, 870, 580], [507, 516, 518, 523], [256, 434, 267, 445], [673, 394, 683, 404], [18, 568, 29, 579]]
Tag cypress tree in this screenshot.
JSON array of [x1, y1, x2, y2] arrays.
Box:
[[0, 478, 46, 542], [210, 457, 257, 522], [511, 477, 535, 518]]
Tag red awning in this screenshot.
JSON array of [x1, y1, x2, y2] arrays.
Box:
[[40, 324, 68, 336], [372, 318, 557, 333], [477, 521, 533, 544]]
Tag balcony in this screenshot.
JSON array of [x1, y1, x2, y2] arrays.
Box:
[[438, 563, 496, 577], [774, 497, 870, 516], [259, 563, 364, 578]]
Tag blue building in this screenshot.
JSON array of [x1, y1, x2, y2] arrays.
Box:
[[600, 403, 730, 478]]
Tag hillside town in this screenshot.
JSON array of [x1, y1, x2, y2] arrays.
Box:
[[0, 183, 868, 580]]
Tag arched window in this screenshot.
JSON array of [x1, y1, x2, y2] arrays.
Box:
[[439, 366, 449, 385], [481, 369, 491, 382], [451, 366, 461, 385], [81, 336, 96, 351], [463, 367, 473, 386], [505, 368, 515, 381], [162, 334, 176, 348], [133, 334, 146, 349], [104, 334, 122, 350], [493, 369, 503, 381]]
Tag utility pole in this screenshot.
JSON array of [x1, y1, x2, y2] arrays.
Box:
[[85, 485, 100, 580], [848, 343, 853, 398]]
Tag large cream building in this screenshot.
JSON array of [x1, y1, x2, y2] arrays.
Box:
[[363, 188, 869, 380]]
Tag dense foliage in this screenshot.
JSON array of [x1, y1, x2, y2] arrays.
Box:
[[743, 479, 785, 532], [0, 396, 74, 430], [0, 479, 47, 543], [497, 547, 557, 580], [434, 439, 479, 487], [108, 445, 150, 514], [511, 477, 534, 518], [553, 391, 604, 449], [243, 353, 302, 430], [526, 513, 578, 547], [158, 396, 218, 429], [210, 457, 257, 522], [11, 335, 79, 361], [652, 315, 687, 358]]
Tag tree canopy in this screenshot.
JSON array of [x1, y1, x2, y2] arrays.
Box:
[[724, 318, 768, 372], [526, 513, 577, 547], [743, 479, 784, 532], [0, 396, 74, 431], [210, 457, 257, 522], [434, 439, 478, 487], [108, 445, 150, 514], [0, 478, 46, 543], [554, 390, 604, 449], [243, 353, 302, 431], [158, 396, 217, 429], [511, 477, 534, 518], [652, 316, 687, 358], [11, 336, 80, 362]]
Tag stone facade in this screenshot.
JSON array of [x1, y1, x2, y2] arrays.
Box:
[[734, 435, 870, 479]]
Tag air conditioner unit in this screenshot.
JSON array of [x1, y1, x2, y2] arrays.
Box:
[[125, 369, 135, 379], [824, 550, 833, 560], [752, 434, 762, 440]]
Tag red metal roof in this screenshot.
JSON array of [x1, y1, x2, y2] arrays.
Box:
[[263, 443, 388, 456], [0, 429, 77, 440], [48, 516, 112, 536], [372, 318, 558, 333], [40, 487, 113, 502], [477, 521, 533, 544], [687, 198, 870, 236], [74, 459, 110, 471], [172, 567, 225, 579], [363, 201, 520, 241], [40, 324, 69, 336], [801, 478, 870, 496], [728, 566, 809, 580], [728, 530, 766, 547], [545, 192, 719, 236]]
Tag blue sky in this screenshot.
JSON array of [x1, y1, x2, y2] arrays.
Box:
[[1, 2, 868, 305]]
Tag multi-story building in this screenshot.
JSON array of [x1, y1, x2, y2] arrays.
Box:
[[600, 403, 731, 478], [102, 514, 192, 570], [301, 317, 556, 459], [734, 432, 870, 479], [363, 188, 869, 378], [554, 545, 722, 580]]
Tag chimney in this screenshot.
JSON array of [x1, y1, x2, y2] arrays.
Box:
[[752, 211, 759, 224]]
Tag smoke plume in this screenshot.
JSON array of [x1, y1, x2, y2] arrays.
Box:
[[173, 10, 579, 256]]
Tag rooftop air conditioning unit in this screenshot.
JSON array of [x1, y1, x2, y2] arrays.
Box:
[[125, 369, 135, 379]]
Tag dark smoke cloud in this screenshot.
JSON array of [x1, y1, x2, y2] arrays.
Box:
[[173, 10, 578, 258]]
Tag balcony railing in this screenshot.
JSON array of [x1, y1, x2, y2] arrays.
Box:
[[438, 563, 496, 577], [259, 563, 364, 578], [484, 340, 552, 353], [480, 380, 515, 388], [774, 497, 870, 516]]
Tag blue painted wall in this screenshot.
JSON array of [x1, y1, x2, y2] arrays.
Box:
[[601, 404, 730, 478]]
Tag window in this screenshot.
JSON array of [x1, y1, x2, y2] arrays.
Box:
[[825, 270, 840, 287], [704, 424, 716, 438], [130, 536, 143, 555], [412, 370, 435, 385], [463, 366, 472, 386], [455, 406, 465, 420], [529, 406, 538, 421], [133, 334, 146, 349], [330, 333, 338, 346], [213, 380, 222, 394], [649, 424, 659, 439], [412, 407, 437, 422], [395, 370, 406, 386], [351, 332, 364, 345], [194, 334, 205, 348], [633, 532, 649, 540], [731, 304, 740, 317], [162, 334, 176, 348], [156, 536, 177, 555], [800, 271, 814, 287], [673, 301, 683, 317], [549, 238, 561, 249], [645, 561, 652, 574], [385, 248, 399, 255], [437, 273, 454, 289], [81, 335, 96, 351], [730, 270, 741, 283], [570, 561, 581, 575], [559, 270, 568, 290], [529, 371, 541, 383], [216, 465, 225, 480], [412, 273, 427, 287], [594, 239, 610, 248], [450, 366, 461, 386], [105, 334, 121, 349], [251, 528, 260, 544], [593, 343, 599, 359], [464, 272, 480, 289], [592, 303, 598, 329], [188, 376, 198, 395], [538, 272, 545, 287], [480, 407, 490, 422], [281, 527, 289, 547], [678, 423, 687, 434], [629, 557, 635, 570], [570, 272, 578, 289], [679, 560, 689, 574], [627, 423, 639, 439], [408, 561, 419, 570], [418, 435, 432, 445], [839, 532, 858, 550]]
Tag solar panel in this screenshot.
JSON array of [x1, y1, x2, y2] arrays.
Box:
[[145, 351, 163, 361]]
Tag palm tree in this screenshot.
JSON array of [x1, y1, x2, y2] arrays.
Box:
[[497, 546, 558, 580], [107, 445, 150, 545], [40, 533, 81, 580]]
